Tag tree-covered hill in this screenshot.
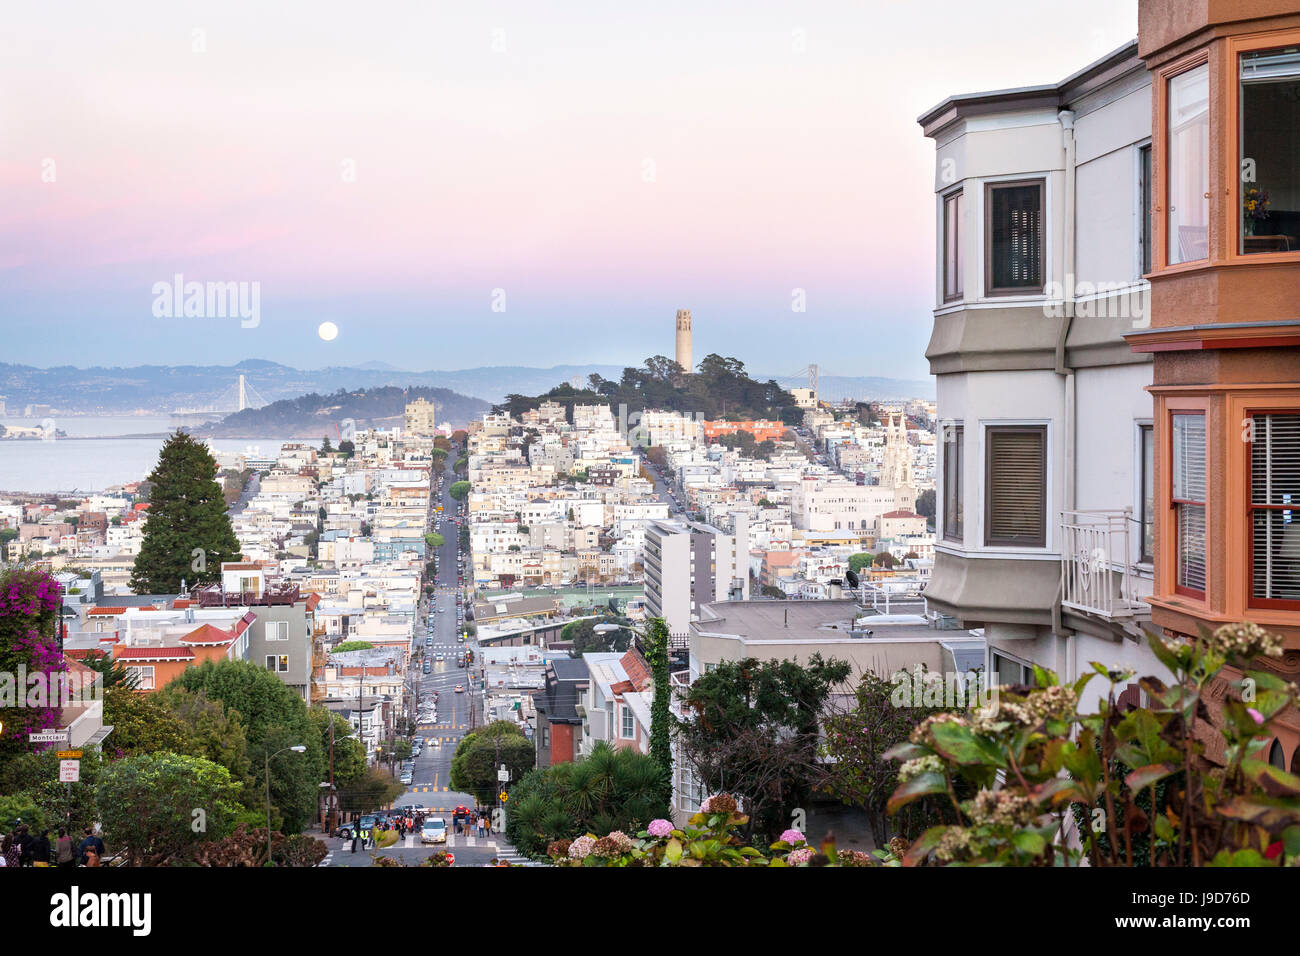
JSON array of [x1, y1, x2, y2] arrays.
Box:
[[494, 354, 801, 425], [198, 386, 489, 437]]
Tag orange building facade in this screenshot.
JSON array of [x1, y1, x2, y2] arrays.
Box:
[[1127, 0, 1300, 768], [701, 420, 786, 443]]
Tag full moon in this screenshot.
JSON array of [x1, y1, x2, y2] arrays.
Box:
[[318, 321, 339, 341]]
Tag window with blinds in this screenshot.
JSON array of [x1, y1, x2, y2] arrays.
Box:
[[984, 426, 1046, 547], [1249, 413, 1300, 604], [1171, 413, 1206, 594], [986, 181, 1044, 293], [943, 423, 964, 542]]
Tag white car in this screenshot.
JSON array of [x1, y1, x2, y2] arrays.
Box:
[[421, 817, 447, 844]]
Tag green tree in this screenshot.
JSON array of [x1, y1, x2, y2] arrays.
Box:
[[166, 659, 324, 833], [338, 439, 355, 458], [130, 431, 241, 593], [561, 618, 632, 656], [821, 670, 949, 844], [96, 752, 243, 866], [448, 480, 471, 501], [309, 708, 367, 787], [676, 654, 852, 841], [320, 436, 333, 453], [449, 721, 535, 802], [915, 488, 936, 520], [848, 553, 873, 573], [505, 743, 670, 858], [159, 686, 254, 794], [425, 532, 445, 548], [79, 649, 139, 689], [102, 685, 195, 758]]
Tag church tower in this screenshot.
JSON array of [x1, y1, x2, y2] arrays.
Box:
[[675, 309, 692, 373]]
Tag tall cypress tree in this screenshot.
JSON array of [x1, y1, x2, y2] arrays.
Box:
[[130, 431, 241, 594]]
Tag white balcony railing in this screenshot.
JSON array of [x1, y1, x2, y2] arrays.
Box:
[[1060, 509, 1150, 620]]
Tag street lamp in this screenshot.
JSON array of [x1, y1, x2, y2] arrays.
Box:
[[265, 745, 306, 865]]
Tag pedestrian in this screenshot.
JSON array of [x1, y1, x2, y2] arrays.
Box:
[[32, 828, 52, 867], [56, 829, 76, 868], [350, 828, 359, 853], [84, 847, 101, 867], [1, 833, 15, 869], [16, 824, 34, 866], [78, 827, 105, 867]]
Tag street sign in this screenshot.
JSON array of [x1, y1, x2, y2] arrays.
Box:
[[499, 792, 508, 802], [59, 759, 80, 783], [56, 750, 82, 759], [28, 731, 68, 743], [497, 765, 509, 782]]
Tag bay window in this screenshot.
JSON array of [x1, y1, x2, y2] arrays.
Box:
[[1239, 46, 1300, 255], [1167, 63, 1210, 264], [942, 423, 963, 542]]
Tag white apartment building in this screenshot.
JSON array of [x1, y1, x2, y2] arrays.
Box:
[[919, 41, 1166, 708], [643, 516, 750, 639]]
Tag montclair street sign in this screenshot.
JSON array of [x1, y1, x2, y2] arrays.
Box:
[[29, 730, 69, 743]]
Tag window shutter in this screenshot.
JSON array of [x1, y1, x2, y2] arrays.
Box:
[[990, 184, 1042, 290], [1172, 414, 1206, 593], [986, 427, 1045, 545], [1250, 413, 1300, 601]]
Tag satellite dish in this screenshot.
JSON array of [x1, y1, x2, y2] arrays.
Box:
[[846, 570, 860, 589]]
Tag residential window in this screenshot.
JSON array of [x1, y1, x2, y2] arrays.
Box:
[[1139, 145, 1154, 275], [620, 705, 634, 739], [1239, 47, 1300, 254], [266, 655, 277, 670], [986, 181, 1044, 293], [127, 665, 155, 690], [942, 423, 964, 542], [1167, 63, 1210, 264], [984, 426, 1046, 547], [1172, 413, 1207, 595], [1248, 413, 1300, 605], [267, 621, 288, 641], [992, 651, 1030, 686], [278, 655, 289, 672], [942, 190, 964, 301], [1140, 424, 1155, 563]]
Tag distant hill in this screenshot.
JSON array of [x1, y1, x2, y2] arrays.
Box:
[[195, 386, 490, 438], [0, 360, 932, 414], [495, 354, 803, 426]]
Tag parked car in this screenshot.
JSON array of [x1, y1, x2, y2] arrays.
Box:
[[454, 684, 464, 693], [400, 771, 413, 785]]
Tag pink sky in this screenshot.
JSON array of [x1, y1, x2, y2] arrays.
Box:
[[0, 0, 1138, 377]]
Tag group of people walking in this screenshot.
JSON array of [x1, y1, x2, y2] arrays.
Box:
[[0, 824, 105, 867]]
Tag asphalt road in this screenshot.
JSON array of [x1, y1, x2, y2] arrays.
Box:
[[322, 454, 531, 866]]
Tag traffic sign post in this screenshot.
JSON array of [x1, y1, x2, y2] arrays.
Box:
[[59, 759, 80, 783]]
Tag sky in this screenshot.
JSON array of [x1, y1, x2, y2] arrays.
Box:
[[0, 0, 1138, 380]]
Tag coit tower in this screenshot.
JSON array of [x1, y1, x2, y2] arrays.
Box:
[[675, 309, 693, 372]]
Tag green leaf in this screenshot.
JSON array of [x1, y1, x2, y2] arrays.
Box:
[[886, 772, 948, 815], [1125, 763, 1176, 792], [929, 721, 1003, 767], [1012, 831, 1046, 856]]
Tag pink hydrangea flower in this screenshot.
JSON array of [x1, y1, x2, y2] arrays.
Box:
[[647, 819, 673, 838], [780, 829, 805, 845], [568, 835, 596, 860], [1247, 708, 1265, 725], [787, 847, 815, 865]]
